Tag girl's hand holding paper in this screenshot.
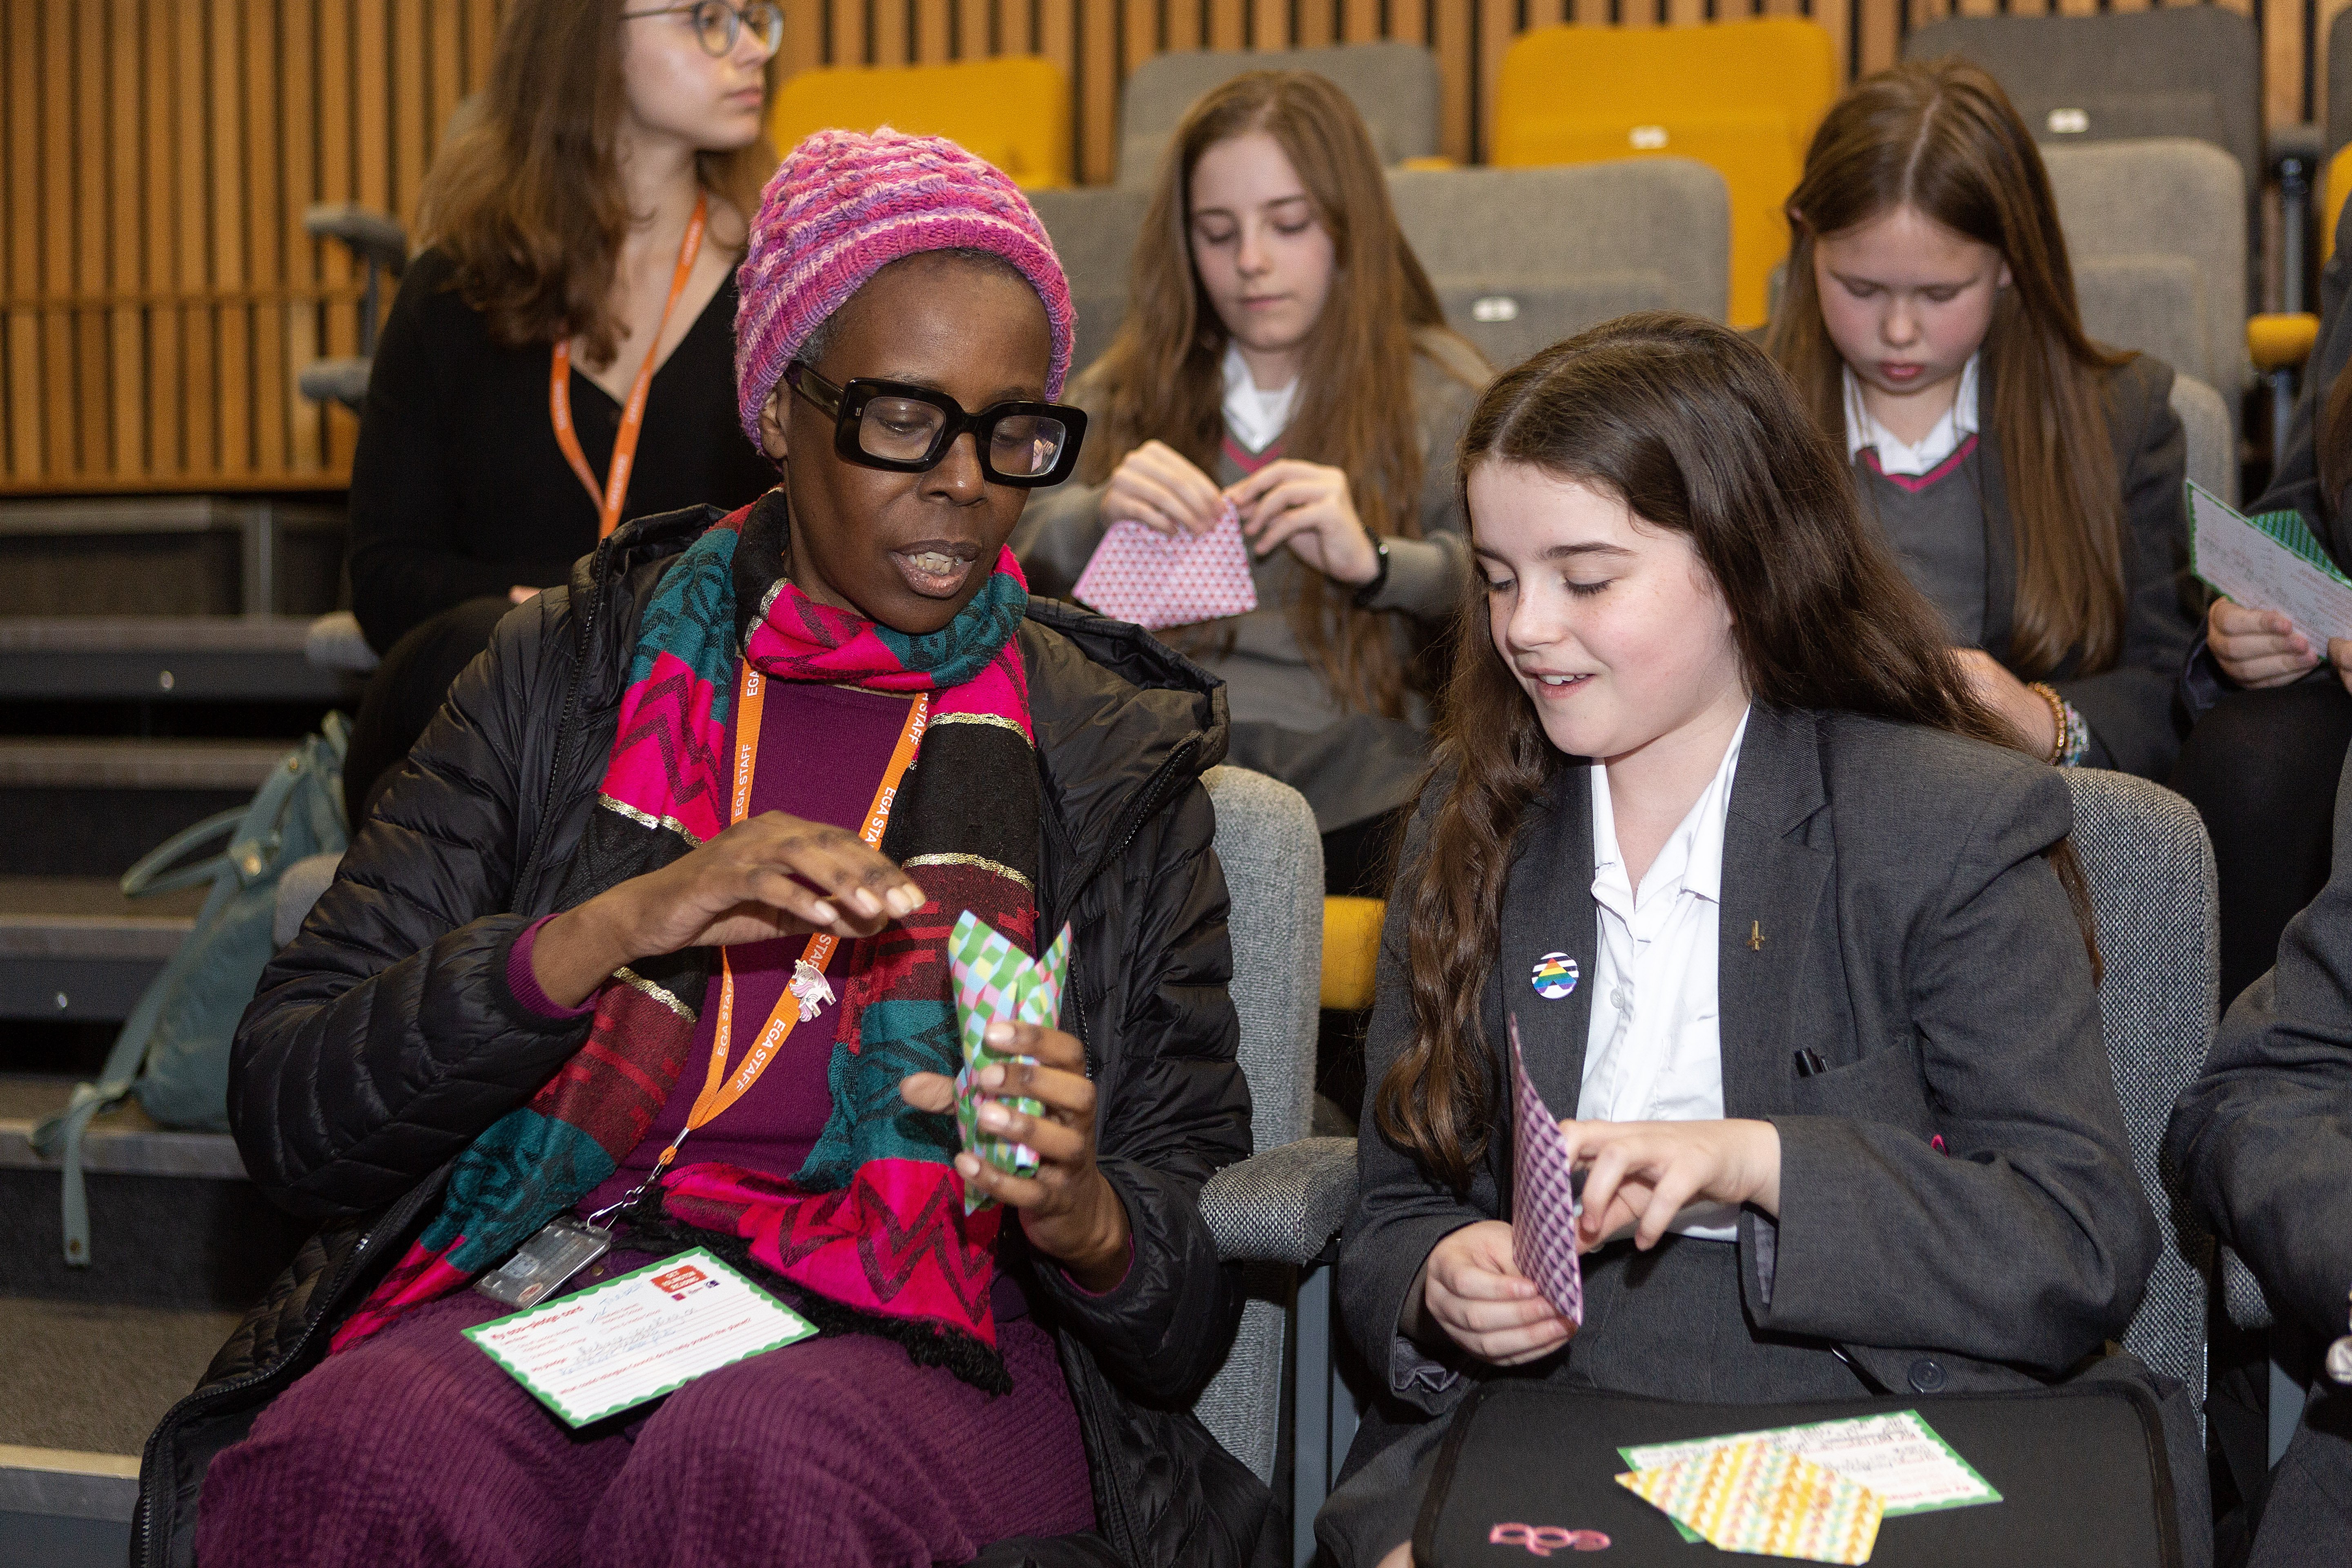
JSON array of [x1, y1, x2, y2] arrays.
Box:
[[1415, 1221, 1575, 1367], [897, 916, 1131, 1292]]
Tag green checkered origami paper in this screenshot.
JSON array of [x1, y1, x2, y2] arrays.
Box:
[[948, 911, 1073, 1215]]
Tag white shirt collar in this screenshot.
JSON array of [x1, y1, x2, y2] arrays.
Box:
[[1842, 352, 1980, 477], [1221, 339, 1299, 456], [1589, 706, 1750, 915]]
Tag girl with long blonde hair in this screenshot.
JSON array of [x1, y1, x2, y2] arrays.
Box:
[[1014, 69, 1487, 897]]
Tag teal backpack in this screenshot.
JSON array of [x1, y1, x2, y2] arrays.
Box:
[[34, 715, 350, 1265]]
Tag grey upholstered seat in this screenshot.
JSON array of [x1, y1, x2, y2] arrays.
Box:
[[1035, 159, 1733, 384], [1024, 186, 1152, 381], [2172, 373, 2236, 508], [1189, 764, 1324, 1493], [1114, 42, 1440, 191], [2062, 768, 2218, 1422], [1904, 8, 2262, 301], [2042, 139, 2251, 399], [1387, 160, 1731, 368]]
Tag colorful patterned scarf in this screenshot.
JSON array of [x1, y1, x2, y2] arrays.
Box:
[[334, 493, 1045, 1387]]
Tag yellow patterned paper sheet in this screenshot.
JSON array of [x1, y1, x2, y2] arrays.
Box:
[[1615, 1439, 1885, 1564]]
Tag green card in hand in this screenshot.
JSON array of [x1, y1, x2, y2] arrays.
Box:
[[948, 911, 1073, 1214]]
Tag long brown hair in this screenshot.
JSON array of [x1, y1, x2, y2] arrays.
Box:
[[1377, 312, 2098, 1189], [1079, 70, 1482, 717], [1764, 59, 2131, 677], [415, 0, 775, 367]]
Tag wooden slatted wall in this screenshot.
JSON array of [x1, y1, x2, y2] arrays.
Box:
[[3, 0, 2346, 494]]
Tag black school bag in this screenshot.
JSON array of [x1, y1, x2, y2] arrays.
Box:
[[1410, 1380, 2185, 1567]]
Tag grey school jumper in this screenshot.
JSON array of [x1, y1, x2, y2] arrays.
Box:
[[1852, 440, 1990, 647], [1013, 331, 1488, 833], [1845, 351, 2197, 780]]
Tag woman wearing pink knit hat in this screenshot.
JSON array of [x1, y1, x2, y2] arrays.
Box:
[[159, 129, 1267, 1568]]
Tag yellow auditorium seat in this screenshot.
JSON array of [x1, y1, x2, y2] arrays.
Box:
[[1321, 896, 1385, 1013], [769, 57, 1072, 189], [2243, 140, 2352, 379], [1493, 19, 1837, 328]]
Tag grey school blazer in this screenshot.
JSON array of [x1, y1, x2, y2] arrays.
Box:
[[1337, 704, 2162, 1473]]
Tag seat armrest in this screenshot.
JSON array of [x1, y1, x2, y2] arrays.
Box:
[[2221, 1245, 2276, 1334], [1201, 1136, 1358, 1266], [302, 203, 410, 274], [2250, 313, 2320, 372], [2272, 121, 2326, 173], [297, 358, 374, 411]]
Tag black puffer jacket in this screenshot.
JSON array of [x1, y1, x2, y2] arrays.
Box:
[[135, 506, 1274, 1568]]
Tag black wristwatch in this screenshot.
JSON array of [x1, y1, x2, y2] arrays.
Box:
[[1351, 537, 1392, 608]]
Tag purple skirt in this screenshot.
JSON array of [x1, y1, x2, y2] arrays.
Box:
[[194, 1261, 1096, 1568]]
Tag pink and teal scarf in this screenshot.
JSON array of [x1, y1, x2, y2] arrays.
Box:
[[336, 492, 1045, 1388]]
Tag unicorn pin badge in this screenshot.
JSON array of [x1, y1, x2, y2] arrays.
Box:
[[789, 960, 836, 1024]]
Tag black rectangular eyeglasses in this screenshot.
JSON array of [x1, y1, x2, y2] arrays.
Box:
[[784, 362, 1087, 488]]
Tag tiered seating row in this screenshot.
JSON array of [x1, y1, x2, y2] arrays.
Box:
[[2, 0, 2340, 496]]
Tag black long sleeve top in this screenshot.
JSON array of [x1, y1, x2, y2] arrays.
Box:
[[345, 247, 777, 654]]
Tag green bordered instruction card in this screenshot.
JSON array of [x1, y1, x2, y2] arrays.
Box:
[[463, 1248, 815, 1427], [1618, 1410, 2002, 1543], [2186, 479, 2352, 646]]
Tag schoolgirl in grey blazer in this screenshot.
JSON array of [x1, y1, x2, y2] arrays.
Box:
[[1317, 314, 2195, 1567]]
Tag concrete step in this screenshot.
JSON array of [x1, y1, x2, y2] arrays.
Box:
[[0, 1076, 305, 1312], [0, 878, 205, 1022], [0, 739, 290, 879], [0, 1295, 241, 1568], [0, 1298, 240, 1452], [0, 496, 345, 618], [0, 1074, 245, 1182], [0, 738, 289, 791], [0, 617, 360, 703], [0, 1444, 139, 1568]]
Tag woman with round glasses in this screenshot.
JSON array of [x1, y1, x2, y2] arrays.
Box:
[[339, 0, 782, 831], [156, 131, 1268, 1568]]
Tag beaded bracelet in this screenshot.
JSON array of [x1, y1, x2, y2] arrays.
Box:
[[2027, 681, 2089, 768]]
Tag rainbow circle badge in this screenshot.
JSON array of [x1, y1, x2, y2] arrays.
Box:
[[1531, 952, 1579, 1000]]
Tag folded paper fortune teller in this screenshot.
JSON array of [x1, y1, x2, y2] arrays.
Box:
[[1616, 1440, 1885, 1564], [1072, 500, 1258, 631], [1509, 1015, 1584, 1325], [947, 911, 1073, 1215]]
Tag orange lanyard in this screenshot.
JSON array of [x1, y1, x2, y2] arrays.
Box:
[[550, 192, 708, 540], [653, 666, 929, 1171]]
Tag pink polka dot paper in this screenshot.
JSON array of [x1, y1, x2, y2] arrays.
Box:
[[1072, 502, 1259, 632]]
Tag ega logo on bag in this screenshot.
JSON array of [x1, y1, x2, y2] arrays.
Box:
[[1488, 1523, 1611, 1556]]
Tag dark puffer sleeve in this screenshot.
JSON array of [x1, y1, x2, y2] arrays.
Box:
[[1034, 781, 1253, 1404], [230, 593, 593, 1219]]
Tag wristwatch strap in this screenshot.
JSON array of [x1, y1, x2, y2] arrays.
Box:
[[1351, 537, 1392, 609]]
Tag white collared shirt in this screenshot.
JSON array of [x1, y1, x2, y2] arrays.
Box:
[[1577, 707, 1751, 1243], [1842, 352, 1980, 477], [1221, 339, 1299, 456]]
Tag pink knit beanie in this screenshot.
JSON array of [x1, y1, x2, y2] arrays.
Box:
[[735, 128, 1077, 445]]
